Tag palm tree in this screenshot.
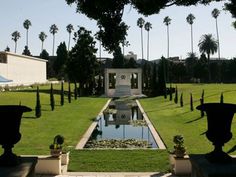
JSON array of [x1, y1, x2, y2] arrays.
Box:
[[23, 19, 32, 47], [39, 32, 47, 52], [163, 16, 171, 58], [49, 24, 59, 56], [137, 17, 145, 59], [186, 13, 195, 54], [144, 22, 152, 61], [66, 24, 74, 51], [11, 31, 21, 53], [198, 34, 218, 82], [212, 8, 221, 60]]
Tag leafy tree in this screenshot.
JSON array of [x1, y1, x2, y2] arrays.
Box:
[[198, 34, 218, 82], [174, 86, 178, 104], [74, 82, 78, 99], [66, 24, 74, 51], [5, 46, 10, 52], [180, 93, 183, 107], [40, 49, 49, 59], [144, 22, 152, 60], [190, 93, 194, 111], [220, 92, 224, 103], [186, 13, 195, 53], [54, 42, 68, 79], [67, 27, 97, 96], [11, 31, 21, 53], [112, 47, 125, 68], [137, 17, 145, 59], [64, 0, 236, 54], [163, 16, 171, 58], [151, 63, 158, 96], [68, 82, 71, 103], [157, 57, 167, 97], [39, 32, 47, 52], [22, 46, 31, 56], [35, 86, 41, 118], [185, 52, 198, 80], [212, 8, 221, 60], [60, 81, 64, 106], [50, 83, 55, 111], [49, 24, 59, 56], [23, 19, 32, 47]]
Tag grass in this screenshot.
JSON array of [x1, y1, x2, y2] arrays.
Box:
[[1, 83, 236, 172], [139, 83, 236, 155]]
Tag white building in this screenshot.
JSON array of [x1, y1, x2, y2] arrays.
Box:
[[0, 52, 47, 86]]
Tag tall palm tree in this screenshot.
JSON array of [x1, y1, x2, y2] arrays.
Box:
[[66, 24, 74, 51], [144, 22, 152, 61], [11, 31, 21, 53], [39, 32, 47, 52], [23, 19, 32, 47], [49, 24, 59, 56], [198, 34, 218, 82], [212, 8, 221, 60], [163, 16, 171, 59], [137, 17, 145, 59], [186, 13, 195, 54]]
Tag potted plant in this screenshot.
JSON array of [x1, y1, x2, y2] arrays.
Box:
[[49, 135, 64, 157], [173, 135, 186, 158], [169, 135, 191, 175]]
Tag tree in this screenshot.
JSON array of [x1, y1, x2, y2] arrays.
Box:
[[60, 81, 64, 106], [39, 32, 47, 52], [233, 21, 236, 29], [11, 31, 21, 53], [23, 19, 32, 47], [180, 93, 183, 107], [137, 17, 145, 59], [67, 27, 97, 96], [198, 34, 218, 82], [212, 8, 221, 60], [54, 42, 68, 79], [74, 82, 78, 99], [64, 0, 236, 55], [144, 22, 152, 61], [68, 82, 71, 103], [50, 83, 55, 111], [66, 24, 74, 51], [186, 13, 195, 54], [35, 86, 41, 118], [50, 24, 59, 56], [163, 16, 171, 58], [190, 93, 194, 111], [22, 46, 31, 56]]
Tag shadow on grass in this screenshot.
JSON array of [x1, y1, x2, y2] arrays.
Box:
[[23, 116, 37, 119], [227, 145, 236, 154], [200, 131, 207, 135], [185, 116, 204, 124]]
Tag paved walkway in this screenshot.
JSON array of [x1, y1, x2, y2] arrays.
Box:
[[36, 172, 188, 177]]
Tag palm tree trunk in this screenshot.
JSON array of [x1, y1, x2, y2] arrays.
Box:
[[15, 41, 17, 53], [68, 33, 71, 51], [216, 19, 220, 60], [167, 25, 169, 59], [52, 34, 55, 56], [141, 28, 144, 59], [26, 29, 29, 47], [147, 31, 149, 61], [191, 24, 193, 54], [41, 41, 44, 53]]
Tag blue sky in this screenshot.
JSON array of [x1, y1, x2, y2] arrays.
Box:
[[1, 0, 236, 60]]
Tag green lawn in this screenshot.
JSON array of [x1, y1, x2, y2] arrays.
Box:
[[140, 83, 236, 155], [1, 83, 236, 172]]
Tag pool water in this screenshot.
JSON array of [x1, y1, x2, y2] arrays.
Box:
[[86, 100, 158, 148]]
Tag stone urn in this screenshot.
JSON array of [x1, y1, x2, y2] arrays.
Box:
[[0, 105, 32, 166], [196, 103, 236, 163]]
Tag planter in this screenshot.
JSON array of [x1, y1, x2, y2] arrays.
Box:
[[50, 149, 62, 157], [196, 103, 236, 163], [0, 105, 32, 166], [61, 151, 70, 165], [169, 154, 191, 175]]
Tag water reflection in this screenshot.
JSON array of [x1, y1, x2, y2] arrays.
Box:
[[88, 100, 158, 148]]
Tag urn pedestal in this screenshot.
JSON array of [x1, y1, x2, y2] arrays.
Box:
[[196, 103, 236, 164], [0, 105, 32, 166]]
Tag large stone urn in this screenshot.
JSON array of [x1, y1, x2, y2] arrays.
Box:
[[196, 103, 236, 163], [0, 105, 32, 166]]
